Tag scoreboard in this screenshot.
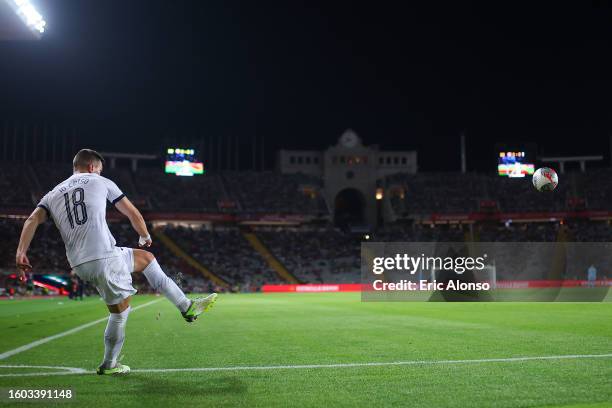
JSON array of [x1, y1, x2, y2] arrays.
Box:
[[498, 151, 534, 178], [165, 148, 204, 176]]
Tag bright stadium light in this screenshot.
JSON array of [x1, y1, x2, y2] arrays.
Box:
[[375, 188, 384, 200], [9, 0, 46, 34]]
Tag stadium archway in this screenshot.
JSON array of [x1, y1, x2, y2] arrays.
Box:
[[334, 188, 366, 230]]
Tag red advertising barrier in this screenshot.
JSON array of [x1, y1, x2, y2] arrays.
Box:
[[262, 284, 363, 293], [263, 280, 611, 292], [495, 280, 611, 288]]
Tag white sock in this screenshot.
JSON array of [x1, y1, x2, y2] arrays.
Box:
[[142, 259, 191, 313], [102, 306, 130, 369]]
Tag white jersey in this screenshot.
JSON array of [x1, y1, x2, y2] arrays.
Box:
[[37, 173, 126, 268]]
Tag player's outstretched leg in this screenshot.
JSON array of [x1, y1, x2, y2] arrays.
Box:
[[97, 297, 131, 375], [133, 249, 217, 322]]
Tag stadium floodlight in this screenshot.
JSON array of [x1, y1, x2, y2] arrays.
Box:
[[6, 0, 46, 35], [375, 188, 384, 200]]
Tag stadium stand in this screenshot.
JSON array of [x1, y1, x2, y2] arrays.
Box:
[[133, 167, 225, 212], [476, 222, 559, 242], [386, 172, 571, 215], [6, 167, 327, 215], [580, 168, 612, 211], [162, 226, 283, 289], [222, 171, 327, 214], [0, 163, 34, 208], [2, 163, 611, 297], [1, 216, 608, 295], [386, 172, 485, 215], [566, 220, 612, 242], [0, 217, 69, 273], [2, 165, 612, 216], [257, 227, 361, 283]]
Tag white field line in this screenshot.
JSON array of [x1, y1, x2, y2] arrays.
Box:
[[0, 299, 163, 361], [1, 353, 611, 378], [0, 365, 86, 377]]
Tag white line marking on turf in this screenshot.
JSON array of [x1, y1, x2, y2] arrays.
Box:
[[0, 365, 86, 377], [0, 299, 163, 361], [133, 353, 612, 373], [1, 353, 611, 377]]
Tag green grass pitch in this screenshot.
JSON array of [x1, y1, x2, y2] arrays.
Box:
[[0, 293, 611, 407]]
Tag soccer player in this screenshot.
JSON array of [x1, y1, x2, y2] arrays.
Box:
[[15, 149, 217, 375], [587, 264, 597, 288]]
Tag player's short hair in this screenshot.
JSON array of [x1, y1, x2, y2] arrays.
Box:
[[73, 149, 105, 169]]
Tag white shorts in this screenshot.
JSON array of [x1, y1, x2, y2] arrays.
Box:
[[73, 247, 137, 305]]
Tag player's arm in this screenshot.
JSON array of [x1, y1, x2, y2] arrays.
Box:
[[15, 207, 48, 280], [114, 197, 152, 247]]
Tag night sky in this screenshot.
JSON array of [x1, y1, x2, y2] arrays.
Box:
[[1, 0, 612, 171]]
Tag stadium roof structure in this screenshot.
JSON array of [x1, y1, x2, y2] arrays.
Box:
[[0, 0, 46, 41], [540, 155, 603, 173], [99, 152, 158, 171]]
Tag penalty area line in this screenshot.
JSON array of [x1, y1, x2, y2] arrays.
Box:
[[0, 298, 163, 361], [1, 353, 611, 378]]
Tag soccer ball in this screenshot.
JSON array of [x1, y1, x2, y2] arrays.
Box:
[[532, 167, 558, 192]]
